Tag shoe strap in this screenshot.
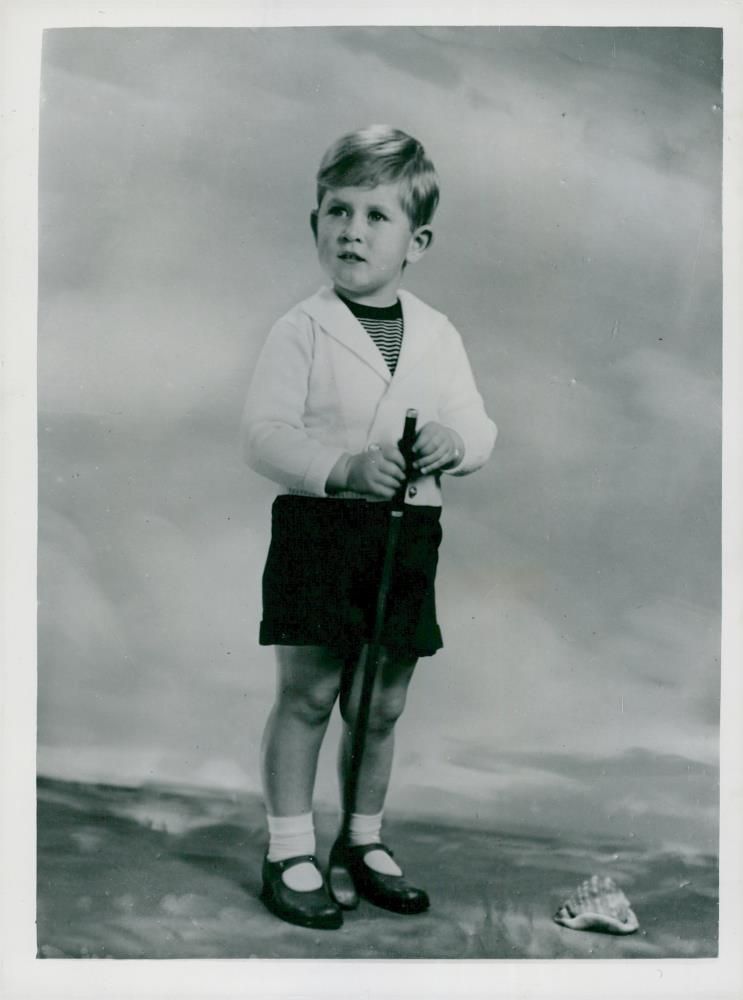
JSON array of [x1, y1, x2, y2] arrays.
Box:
[[272, 853, 320, 873]]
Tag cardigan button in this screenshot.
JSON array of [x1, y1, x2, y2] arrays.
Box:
[[407, 486, 418, 498]]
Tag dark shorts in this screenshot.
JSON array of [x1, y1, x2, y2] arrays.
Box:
[[259, 495, 443, 660]]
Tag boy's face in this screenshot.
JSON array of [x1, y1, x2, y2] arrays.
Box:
[[311, 182, 432, 306]]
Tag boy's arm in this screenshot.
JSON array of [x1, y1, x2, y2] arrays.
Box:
[[241, 316, 346, 494], [436, 322, 497, 476]]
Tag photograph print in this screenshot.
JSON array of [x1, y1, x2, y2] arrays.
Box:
[[34, 24, 722, 962]]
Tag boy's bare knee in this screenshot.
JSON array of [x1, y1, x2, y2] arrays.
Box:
[[341, 685, 408, 735], [279, 681, 339, 727], [340, 650, 417, 733], [369, 688, 408, 733], [275, 646, 343, 727]]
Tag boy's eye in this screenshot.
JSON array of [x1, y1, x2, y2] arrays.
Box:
[[327, 205, 347, 217], [368, 211, 386, 222]]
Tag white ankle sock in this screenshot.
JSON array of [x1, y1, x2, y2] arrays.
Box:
[[266, 812, 323, 891], [348, 811, 402, 876]]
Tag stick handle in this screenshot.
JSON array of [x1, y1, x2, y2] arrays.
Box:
[[392, 408, 418, 511]]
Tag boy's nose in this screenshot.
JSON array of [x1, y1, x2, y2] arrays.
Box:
[[341, 218, 364, 242]]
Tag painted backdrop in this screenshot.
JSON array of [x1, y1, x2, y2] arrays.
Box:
[[38, 27, 722, 854]]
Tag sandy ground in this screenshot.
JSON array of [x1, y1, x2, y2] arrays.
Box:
[[36, 776, 718, 960]]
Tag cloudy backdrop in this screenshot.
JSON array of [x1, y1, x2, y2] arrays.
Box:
[[37, 27, 722, 854]]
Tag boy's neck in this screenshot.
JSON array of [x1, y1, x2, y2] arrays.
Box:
[[335, 289, 401, 313], [332, 284, 401, 309]]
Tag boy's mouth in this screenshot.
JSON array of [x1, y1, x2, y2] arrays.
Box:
[[337, 252, 365, 262]]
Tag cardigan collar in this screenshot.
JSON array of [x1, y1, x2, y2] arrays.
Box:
[[299, 285, 447, 383]]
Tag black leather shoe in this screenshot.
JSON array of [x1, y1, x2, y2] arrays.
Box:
[[327, 839, 430, 915], [260, 854, 343, 929]]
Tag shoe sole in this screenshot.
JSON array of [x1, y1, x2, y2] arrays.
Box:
[[361, 891, 430, 915]]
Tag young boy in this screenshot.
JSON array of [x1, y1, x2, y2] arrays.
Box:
[[242, 125, 496, 930]]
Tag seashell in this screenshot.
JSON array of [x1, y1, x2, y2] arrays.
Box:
[[553, 875, 639, 935]]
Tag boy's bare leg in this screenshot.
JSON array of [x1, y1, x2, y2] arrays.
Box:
[[329, 649, 431, 914], [337, 650, 417, 874], [261, 644, 344, 816], [260, 645, 344, 892]]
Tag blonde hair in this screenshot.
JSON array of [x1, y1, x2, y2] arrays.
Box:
[[316, 125, 439, 229]]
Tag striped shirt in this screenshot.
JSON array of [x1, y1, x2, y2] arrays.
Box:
[[337, 293, 403, 375]]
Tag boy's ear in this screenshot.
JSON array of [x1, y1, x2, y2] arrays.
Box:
[[406, 225, 434, 264], [310, 210, 318, 243]]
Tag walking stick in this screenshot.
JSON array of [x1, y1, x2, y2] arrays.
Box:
[[328, 408, 418, 907]]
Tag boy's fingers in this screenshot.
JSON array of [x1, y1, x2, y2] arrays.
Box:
[[414, 435, 447, 459], [384, 446, 407, 471], [370, 475, 397, 498], [369, 442, 405, 471], [372, 459, 404, 484], [414, 441, 446, 465], [416, 437, 441, 457], [368, 446, 403, 475], [417, 443, 454, 473], [380, 467, 405, 485], [377, 463, 402, 481], [413, 421, 443, 448], [412, 430, 432, 454]]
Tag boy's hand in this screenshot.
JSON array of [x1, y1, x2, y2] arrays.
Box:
[[412, 422, 464, 475], [346, 444, 406, 499]]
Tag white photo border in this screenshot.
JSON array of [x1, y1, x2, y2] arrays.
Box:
[[2, 1, 741, 998]]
